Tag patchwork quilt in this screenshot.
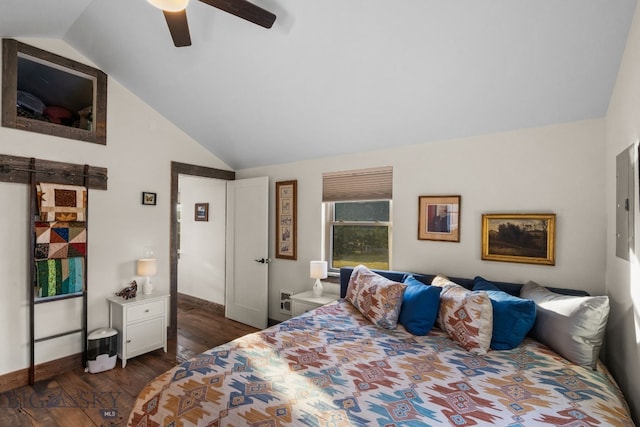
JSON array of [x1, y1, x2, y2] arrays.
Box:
[[37, 183, 87, 222], [34, 221, 87, 260], [35, 257, 84, 297], [128, 301, 634, 427]]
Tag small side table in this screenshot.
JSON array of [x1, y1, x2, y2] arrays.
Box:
[[290, 290, 339, 317], [107, 293, 169, 367]]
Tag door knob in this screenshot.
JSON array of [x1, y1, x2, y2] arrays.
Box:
[[254, 258, 271, 264]]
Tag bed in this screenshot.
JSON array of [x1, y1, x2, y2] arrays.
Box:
[[127, 266, 635, 426]]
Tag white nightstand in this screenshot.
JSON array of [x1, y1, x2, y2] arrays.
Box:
[[290, 290, 340, 317], [107, 293, 169, 367]]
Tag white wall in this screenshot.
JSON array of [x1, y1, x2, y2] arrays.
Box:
[[238, 118, 607, 322], [0, 39, 230, 373], [177, 175, 226, 304], [604, 2, 640, 422]]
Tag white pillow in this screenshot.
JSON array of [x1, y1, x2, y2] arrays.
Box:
[[520, 281, 609, 369]]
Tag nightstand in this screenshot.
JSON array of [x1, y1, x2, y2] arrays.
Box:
[[107, 293, 169, 367], [290, 290, 340, 317]]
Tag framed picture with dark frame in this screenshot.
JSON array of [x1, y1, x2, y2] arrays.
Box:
[[418, 195, 461, 242], [275, 180, 297, 260], [142, 192, 156, 205], [195, 203, 209, 221], [481, 213, 556, 265]]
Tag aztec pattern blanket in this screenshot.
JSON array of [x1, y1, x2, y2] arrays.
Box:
[[128, 300, 634, 427], [37, 183, 87, 222], [34, 221, 87, 260], [35, 257, 84, 297]]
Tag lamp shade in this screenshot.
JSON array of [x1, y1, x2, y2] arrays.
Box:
[[147, 0, 189, 12], [309, 260, 328, 280], [137, 258, 157, 276]]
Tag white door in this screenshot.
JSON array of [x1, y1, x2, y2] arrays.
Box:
[[225, 177, 269, 329]]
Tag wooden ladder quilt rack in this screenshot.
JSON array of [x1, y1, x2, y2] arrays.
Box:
[[0, 154, 107, 384]]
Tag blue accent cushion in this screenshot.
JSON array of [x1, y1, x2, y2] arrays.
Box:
[[473, 276, 537, 350], [398, 275, 442, 336]]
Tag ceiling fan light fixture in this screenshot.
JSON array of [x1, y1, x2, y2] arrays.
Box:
[[147, 0, 190, 12]]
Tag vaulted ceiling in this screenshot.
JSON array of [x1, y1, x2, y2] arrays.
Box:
[[0, 0, 636, 169]]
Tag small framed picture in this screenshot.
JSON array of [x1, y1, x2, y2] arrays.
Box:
[[142, 192, 157, 206], [482, 213, 555, 265], [195, 203, 209, 222], [418, 195, 461, 242]]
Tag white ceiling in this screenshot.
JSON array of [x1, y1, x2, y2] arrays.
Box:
[[0, 0, 636, 169]]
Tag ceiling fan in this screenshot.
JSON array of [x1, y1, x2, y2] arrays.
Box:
[[147, 0, 276, 47]]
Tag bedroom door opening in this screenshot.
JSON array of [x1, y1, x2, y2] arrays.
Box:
[[169, 162, 269, 357], [169, 162, 234, 353]]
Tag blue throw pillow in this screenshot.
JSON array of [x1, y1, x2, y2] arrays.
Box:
[[473, 276, 537, 350], [398, 275, 442, 335]]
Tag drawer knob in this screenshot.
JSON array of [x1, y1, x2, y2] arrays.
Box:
[[145, 309, 150, 312]]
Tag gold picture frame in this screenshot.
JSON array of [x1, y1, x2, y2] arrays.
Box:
[[418, 195, 461, 242], [482, 213, 556, 265], [275, 180, 297, 260]]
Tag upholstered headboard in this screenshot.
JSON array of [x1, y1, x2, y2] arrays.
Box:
[[339, 267, 590, 298]]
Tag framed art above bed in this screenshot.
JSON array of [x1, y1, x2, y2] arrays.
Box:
[[482, 213, 556, 265], [418, 195, 461, 242]]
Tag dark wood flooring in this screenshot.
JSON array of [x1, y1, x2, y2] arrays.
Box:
[[0, 295, 259, 426]]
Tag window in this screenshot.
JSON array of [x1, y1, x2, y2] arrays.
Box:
[[325, 200, 391, 270], [323, 167, 392, 272]]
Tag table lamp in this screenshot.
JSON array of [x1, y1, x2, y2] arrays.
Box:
[[137, 258, 157, 295], [310, 260, 328, 297]]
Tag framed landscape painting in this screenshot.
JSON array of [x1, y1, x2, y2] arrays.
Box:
[[482, 213, 555, 265]]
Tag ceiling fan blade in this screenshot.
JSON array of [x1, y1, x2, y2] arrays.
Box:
[[163, 9, 192, 47], [199, 0, 276, 29]]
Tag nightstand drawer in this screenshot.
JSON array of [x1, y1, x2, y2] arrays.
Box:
[[126, 299, 165, 322]]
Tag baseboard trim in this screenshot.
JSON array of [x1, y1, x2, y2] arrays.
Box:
[[0, 352, 82, 392]]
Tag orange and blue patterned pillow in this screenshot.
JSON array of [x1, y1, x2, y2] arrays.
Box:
[[345, 265, 406, 329], [398, 275, 441, 335], [472, 276, 536, 350], [432, 275, 493, 355]]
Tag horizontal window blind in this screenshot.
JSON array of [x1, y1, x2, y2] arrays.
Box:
[[322, 166, 392, 202]]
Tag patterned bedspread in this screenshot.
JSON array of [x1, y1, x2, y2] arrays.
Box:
[[128, 300, 634, 426]]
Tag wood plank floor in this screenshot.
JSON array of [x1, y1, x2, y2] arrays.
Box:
[[0, 296, 259, 426]]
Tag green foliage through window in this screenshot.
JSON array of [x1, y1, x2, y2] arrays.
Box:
[[327, 201, 391, 270]]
